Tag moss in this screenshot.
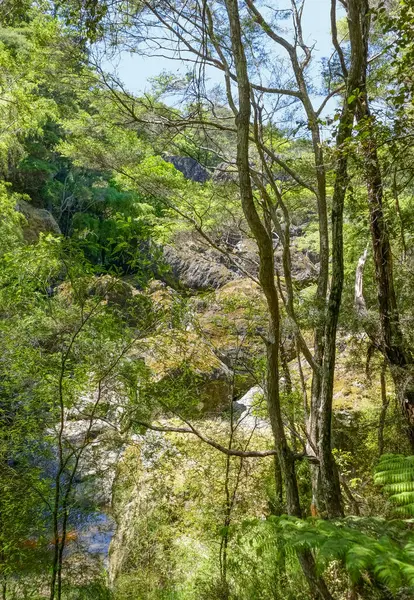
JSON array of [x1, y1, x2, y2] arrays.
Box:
[[140, 331, 226, 378], [17, 199, 61, 242]]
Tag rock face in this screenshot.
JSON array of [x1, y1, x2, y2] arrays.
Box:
[[108, 424, 272, 588], [275, 246, 319, 288], [194, 278, 266, 377], [162, 242, 238, 290], [234, 385, 270, 431], [163, 156, 211, 183], [212, 161, 239, 185], [16, 199, 61, 242], [62, 415, 123, 507], [161, 219, 319, 291]]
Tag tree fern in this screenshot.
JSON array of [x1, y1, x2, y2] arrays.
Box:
[[374, 454, 414, 516]]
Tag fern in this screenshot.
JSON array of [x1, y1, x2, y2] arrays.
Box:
[[375, 454, 414, 516], [240, 516, 414, 594]]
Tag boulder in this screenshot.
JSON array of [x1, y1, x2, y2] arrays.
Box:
[[16, 199, 61, 242], [283, 247, 319, 288], [163, 156, 211, 183], [233, 385, 269, 431], [233, 238, 318, 287], [162, 242, 238, 290], [195, 278, 266, 376], [63, 418, 123, 506]]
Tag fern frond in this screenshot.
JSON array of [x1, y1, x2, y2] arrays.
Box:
[[389, 492, 414, 505], [394, 504, 414, 517], [383, 481, 414, 493], [244, 516, 414, 593], [375, 454, 414, 517]]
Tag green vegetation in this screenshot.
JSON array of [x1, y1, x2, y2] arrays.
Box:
[[2, 1, 414, 599]]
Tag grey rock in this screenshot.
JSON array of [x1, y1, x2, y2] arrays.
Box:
[[162, 226, 319, 291], [233, 385, 270, 431], [163, 155, 211, 183], [62, 416, 123, 507], [162, 243, 238, 290], [303, 248, 320, 264], [212, 161, 239, 185]]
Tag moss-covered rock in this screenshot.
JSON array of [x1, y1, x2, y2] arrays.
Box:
[[16, 199, 61, 242], [109, 425, 273, 591], [190, 279, 267, 394], [162, 241, 237, 290], [134, 330, 233, 413]]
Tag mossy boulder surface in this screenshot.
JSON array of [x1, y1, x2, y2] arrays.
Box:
[[16, 199, 61, 242], [133, 330, 233, 413]]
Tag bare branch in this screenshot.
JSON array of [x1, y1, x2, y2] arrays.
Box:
[[330, 0, 348, 79], [134, 420, 278, 457]]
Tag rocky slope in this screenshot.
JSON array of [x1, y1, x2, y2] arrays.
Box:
[[10, 166, 382, 593]]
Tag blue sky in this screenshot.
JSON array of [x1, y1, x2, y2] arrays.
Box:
[[103, 0, 338, 115]]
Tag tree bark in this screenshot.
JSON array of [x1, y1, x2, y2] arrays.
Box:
[[317, 0, 368, 519], [224, 1, 333, 597], [224, 0, 300, 517], [354, 0, 414, 449], [378, 361, 389, 456]]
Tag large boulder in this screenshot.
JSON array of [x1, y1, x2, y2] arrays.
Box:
[[195, 278, 266, 364], [62, 415, 123, 507], [162, 242, 238, 290], [161, 213, 320, 292], [163, 156, 211, 183], [191, 278, 297, 395], [16, 199, 61, 242], [233, 385, 269, 431], [277, 246, 319, 288]]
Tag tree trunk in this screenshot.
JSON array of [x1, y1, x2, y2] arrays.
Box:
[[378, 361, 389, 456], [390, 366, 414, 450], [354, 1, 414, 448], [224, 1, 333, 597], [273, 454, 284, 514], [317, 0, 368, 519]]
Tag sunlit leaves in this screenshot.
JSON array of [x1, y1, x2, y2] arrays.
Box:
[[375, 454, 414, 517]]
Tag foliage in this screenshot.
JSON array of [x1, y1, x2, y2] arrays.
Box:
[[226, 516, 414, 598], [3, 1, 414, 599], [375, 454, 414, 517], [0, 182, 25, 255]]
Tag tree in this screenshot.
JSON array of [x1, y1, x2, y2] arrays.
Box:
[[54, 0, 381, 595], [0, 204, 158, 598], [351, 1, 414, 449], [62, 0, 372, 511]]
